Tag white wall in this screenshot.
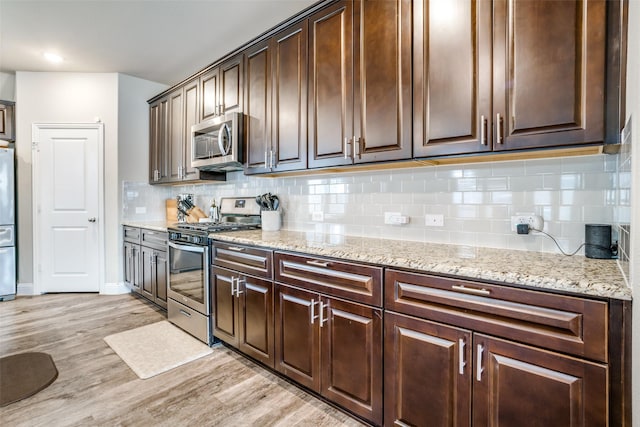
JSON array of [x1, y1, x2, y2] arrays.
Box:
[[0, 72, 16, 101], [627, 0, 640, 424]]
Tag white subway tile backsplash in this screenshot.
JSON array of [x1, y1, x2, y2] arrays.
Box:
[[123, 153, 624, 257]]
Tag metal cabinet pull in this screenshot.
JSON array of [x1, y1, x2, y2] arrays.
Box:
[[310, 299, 321, 324], [264, 151, 269, 168], [343, 137, 351, 159], [319, 301, 328, 327], [476, 344, 484, 381], [231, 277, 236, 296], [480, 115, 487, 145], [228, 246, 245, 252], [451, 285, 491, 296], [179, 309, 192, 318], [270, 150, 276, 169], [496, 113, 503, 144], [459, 338, 466, 375], [306, 260, 330, 268], [235, 277, 245, 297]]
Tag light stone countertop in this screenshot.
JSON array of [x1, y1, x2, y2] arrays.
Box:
[[208, 229, 632, 301], [122, 221, 172, 232]]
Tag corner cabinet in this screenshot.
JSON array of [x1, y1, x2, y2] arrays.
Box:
[[244, 21, 308, 174], [384, 269, 610, 426], [123, 226, 168, 309], [414, 0, 607, 157], [308, 0, 412, 169]]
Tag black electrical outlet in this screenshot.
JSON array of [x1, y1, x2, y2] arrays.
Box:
[[517, 223, 530, 234]]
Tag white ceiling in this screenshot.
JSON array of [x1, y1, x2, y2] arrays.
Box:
[[0, 0, 317, 86]]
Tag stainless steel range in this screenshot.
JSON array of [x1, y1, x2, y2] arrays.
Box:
[[167, 197, 261, 345]]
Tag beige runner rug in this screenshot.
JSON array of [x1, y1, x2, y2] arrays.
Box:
[[104, 320, 213, 379]]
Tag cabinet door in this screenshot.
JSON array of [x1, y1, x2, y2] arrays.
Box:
[[244, 41, 272, 173], [212, 266, 239, 346], [168, 88, 184, 182], [148, 99, 167, 183], [354, 0, 412, 163], [182, 79, 200, 180], [385, 311, 472, 427], [473, 334, 608, 426], [140, 246, 155, 301], [200, 68, 220, 121], [270, 21, 308, 173], [154, 250, 168, 309], [131, 245, 141, 293], [308, 1, 354, 168], [123, 242, 133, 286], [275, 284, 320, 392], [238, 275, 274, 368], [321, 297, 383, 425], [493, 0, 606, 150], [220, 54, 244, 115], [413, 0, 492, 157]]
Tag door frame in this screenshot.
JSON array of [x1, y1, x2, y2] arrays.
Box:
[[31, 123, 105, 295]]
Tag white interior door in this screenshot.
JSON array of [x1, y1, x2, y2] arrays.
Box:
[[33, 124, 103, 293]]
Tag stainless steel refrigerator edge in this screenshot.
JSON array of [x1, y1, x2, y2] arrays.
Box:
[[0, 147, 16, 300]]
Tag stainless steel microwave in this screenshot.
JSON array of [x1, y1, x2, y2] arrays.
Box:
[[191, 112, 243, 172]]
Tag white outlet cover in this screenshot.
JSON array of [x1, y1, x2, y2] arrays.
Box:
[[511, 213, 544, 231], [384, 212, 402, 224], [425, 214, 444, 227], [135, 207, 146, 214], [312, 211, 324, 222]]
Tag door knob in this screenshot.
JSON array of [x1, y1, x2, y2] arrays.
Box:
[[88, 217, 96, 223]]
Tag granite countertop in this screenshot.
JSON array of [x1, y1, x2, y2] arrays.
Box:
[[122, 221, 171, 232], [208, 229, 632, 301]]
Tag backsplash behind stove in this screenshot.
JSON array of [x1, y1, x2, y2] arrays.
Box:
[[123, 153, 626, 257]]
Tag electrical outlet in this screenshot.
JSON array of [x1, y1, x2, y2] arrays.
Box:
[[425, 214, 444, 227], [384, 212, 401, 225], [135, 207, 146, 214], [511, 213, 544, 232], [312, 211, 324, 222]]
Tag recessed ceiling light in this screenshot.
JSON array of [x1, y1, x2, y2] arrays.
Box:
[[44, 52, 63, 64]]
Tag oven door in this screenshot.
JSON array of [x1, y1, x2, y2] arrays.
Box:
[[167, 241, 209, 315]]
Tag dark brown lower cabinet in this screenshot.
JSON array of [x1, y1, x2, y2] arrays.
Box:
[[385, 311, 608, 427], [140, 245, 168, 309], [123, 241, 141, 293], [212, 266, 274, 368], [275, 283, 383, 425]]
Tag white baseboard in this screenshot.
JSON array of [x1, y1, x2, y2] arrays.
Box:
[[101, 282, 131, 295], [17, 282, 35, 295]]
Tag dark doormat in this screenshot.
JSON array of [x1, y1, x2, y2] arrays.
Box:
[[0, 352, 58, 407]]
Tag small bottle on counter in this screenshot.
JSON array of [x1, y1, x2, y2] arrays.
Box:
[[209, 200, 219, 222]]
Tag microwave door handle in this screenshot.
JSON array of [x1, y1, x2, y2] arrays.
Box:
[[168, 241, 206, 254], [218, 123, 231, 156]]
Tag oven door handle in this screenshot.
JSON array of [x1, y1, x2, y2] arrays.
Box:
[[168, 241, 206, 253]]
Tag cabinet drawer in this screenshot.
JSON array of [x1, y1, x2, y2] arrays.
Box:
[[212, 241, 273, 279], [275, 252, 383, 307], [140, 229, 167, 250], [123, 226, 140, 244], [385, 269, 608, 362]]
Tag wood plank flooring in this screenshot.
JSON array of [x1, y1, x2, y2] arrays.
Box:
[[0, 294, 364, 426]]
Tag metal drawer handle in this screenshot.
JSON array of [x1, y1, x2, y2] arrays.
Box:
[[306, 260, 329, 268], [476, 344, 484, 381], [179, 309, 192, 318], [228, 246, 245, 252], [235, 277, 245, 297], [459, 338, 466, 375], [451, 285, 491, 296], [319, 301, 328, 328], [310, 299, 321, 324]]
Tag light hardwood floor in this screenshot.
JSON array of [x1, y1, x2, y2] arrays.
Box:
[[0, 293, 364, 426]]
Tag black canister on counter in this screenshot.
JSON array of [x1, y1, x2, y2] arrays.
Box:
[[585, 224, 615, 259]]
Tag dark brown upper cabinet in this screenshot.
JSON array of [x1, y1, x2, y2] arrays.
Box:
[[149, 97, 168, 183], [167, 79, 203, 182], [245, 21, 308, 175], [308, 0, 412, 168], [200, 54, 244, 122], [0, 102, 15, 142], [414, 0, 606, 157]]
